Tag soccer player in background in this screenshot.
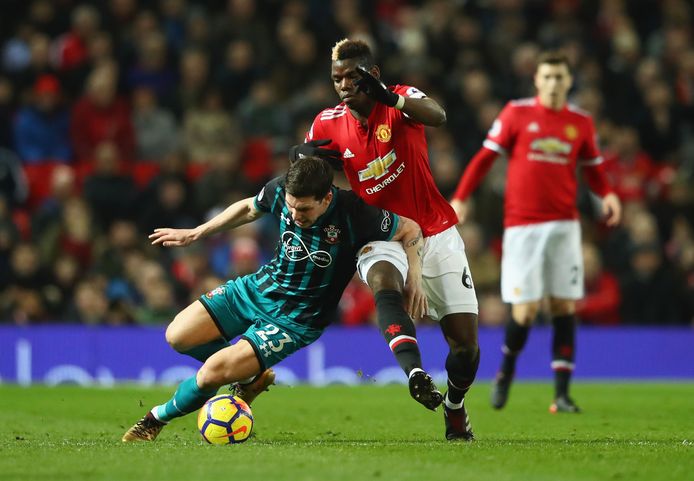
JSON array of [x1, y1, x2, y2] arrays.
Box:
[[122, 156, 426, 441], [450, 51, 622, 413], [291, 39, 479, 440]]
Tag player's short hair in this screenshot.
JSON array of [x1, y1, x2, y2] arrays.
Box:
[[537, 50, 571, 70], [331, 38, 374, 68], [285, 156, 333, 200]]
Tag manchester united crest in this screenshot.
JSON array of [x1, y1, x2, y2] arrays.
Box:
[[564, 124, 578, 140], [324, 224, 341, 244], [375, 124, 392, 143]]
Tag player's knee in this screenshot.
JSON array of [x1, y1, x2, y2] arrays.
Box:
[[165, 315, 188, 352], [548, 298, 575, 317], [512, 303, 540, 325], [366, 261, 403, 293], [450, 340, 479, 359]]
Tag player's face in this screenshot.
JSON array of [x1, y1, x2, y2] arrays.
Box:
[[285, 192, 333, 228], [534, 63, 573, 110], [331, 59, 371, 110]]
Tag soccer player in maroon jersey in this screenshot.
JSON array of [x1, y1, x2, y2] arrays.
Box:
[[450, 51, 622, 413], [292, 39, 479, 440]]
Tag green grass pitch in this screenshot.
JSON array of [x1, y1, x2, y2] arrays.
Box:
[[1, 383, 692, 481]]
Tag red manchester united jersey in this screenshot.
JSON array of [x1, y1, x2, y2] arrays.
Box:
[[483, 97, 604, 227], [307, 85, 458, 237]]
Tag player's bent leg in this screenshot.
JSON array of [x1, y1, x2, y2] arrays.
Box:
[[359, 247, 440, 409], [548, 298, 580, 413], [366, 259, 425, 377], [371, 278, 441, 409], [492, 301, 539, 409], [440, 312, 479, 441], [122, 341, 261, 442], [165, 300, 228, 362]]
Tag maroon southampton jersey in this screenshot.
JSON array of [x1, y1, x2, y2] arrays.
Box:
[[306, 85, 458, 237], [484, 97, 603, 227]]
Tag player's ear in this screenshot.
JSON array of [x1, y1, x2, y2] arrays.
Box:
[[323, 191, 333, 205], [371, 65, 381, 79]]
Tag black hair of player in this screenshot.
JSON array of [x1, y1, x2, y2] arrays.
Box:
[[285, 156, 334, 200], [537, 50, 571, 71]]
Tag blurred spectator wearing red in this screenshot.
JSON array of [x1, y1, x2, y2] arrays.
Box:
[[576, 242, 621, 326], [70, 64, 135, 163]]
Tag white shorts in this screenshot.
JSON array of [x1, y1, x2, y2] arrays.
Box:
[[501, 220, 583, 304], [356, 226, 478, 321]]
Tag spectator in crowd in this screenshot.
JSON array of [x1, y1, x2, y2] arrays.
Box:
[[126, 31, 176, 98], [10, 33, 55, 99], [163, 47, 209, 119], [576, 242, 621, 326], [71, 64, 135, 162], [131, 85, 178, 162], [13, 74, 72, 163], [52, 4, 100, 72], [183, 89, 239, 165], [69, 278, 109, 324], [1, 242, 51, 324], [82, 141, 137, 230], [620, 242, 685, 325]]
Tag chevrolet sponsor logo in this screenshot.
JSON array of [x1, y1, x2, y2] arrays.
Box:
[[358, 150, 396, 181], [530, 137, 572, 155]]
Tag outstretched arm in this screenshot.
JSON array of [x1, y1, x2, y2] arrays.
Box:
[[149, 197, 264, 247], [450, 147, 499, 224], [391, 216, 427, 320]]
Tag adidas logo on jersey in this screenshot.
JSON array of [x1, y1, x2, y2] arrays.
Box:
[[344, 148, 355, 158], [527, 122, 540, 132]]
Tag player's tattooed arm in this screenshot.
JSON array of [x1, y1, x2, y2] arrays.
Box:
[[406, 231, 424, 268], [392, 216, 427, 320]]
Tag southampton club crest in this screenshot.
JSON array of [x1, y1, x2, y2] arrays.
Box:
[[205, 286, 225, 299], [324, 225, 341, 244]]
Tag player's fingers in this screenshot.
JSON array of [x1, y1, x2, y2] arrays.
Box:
[[311, 139, 332, 147], [405, 289, 415, 318]]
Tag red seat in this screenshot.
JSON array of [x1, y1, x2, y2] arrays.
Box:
[[22, 162, 63, 209], [131, 162, 161, 188]]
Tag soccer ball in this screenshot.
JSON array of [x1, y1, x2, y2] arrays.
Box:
[[197, 394, 253, 445]]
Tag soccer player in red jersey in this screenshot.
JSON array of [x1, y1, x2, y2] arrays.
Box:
[[293, 39, 479, 440], [450, 51, 622, 413]]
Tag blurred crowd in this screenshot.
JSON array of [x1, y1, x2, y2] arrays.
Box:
[[0, 0, 692, 327]]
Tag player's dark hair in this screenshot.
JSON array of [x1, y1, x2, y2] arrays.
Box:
[[285, 156, 333, 200], [537, 50, 571, 70], [331, 38, 375, 69]]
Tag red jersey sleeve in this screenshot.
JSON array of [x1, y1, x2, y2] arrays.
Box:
[[483, 102, 517, 154], [578, 116, 613, 197], [451, 147, 498, 201]]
